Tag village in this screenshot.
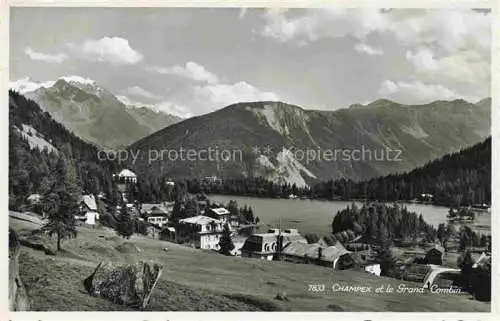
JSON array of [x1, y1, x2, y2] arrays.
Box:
[[19, 168, 490, 298]]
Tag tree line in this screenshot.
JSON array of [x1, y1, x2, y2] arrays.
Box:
[[163, 137, 490, 209], [312, 138, 491, 207], [331, 202, 437, 246]]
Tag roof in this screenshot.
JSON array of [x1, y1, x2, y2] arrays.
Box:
[[148, 213, 169, 218], [472, 252, 491, 268], [426, 244, 445, 254], [241, 234, 278, 253], [80, 194, 97, 211], [179, 215, 221, 225], [322, 244, 351, 262], [251, 233, 282, 243], [282, 242, 351, 262], [142, 203, 161, 211], [282, 242, 322, 258], [118, 169, 137, 178], [210, 207, 230, 216], [142, 203, 168, 214], [285, 234, 308, 244]]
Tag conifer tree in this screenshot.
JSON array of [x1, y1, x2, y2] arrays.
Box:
[[116, 200, 134, 239], [41, 155, 79, 251], [218, 224, 234, 255]]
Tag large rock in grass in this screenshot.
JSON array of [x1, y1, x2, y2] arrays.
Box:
[[84, 261, 162, 308], [9, 228, 31, 311]]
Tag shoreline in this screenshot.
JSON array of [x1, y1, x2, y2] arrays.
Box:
[[206, 192, 491, 211]]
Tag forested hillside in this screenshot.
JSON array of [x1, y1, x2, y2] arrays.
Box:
[[312, 137, 491, 207], [8, 90, 120, 209]]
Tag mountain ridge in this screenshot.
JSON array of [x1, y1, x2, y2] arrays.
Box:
[[15, 78, 182, 150], [128, 98, 490, 186]]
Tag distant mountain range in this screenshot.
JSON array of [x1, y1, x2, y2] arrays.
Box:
[[128, 99, 490, 186], [9, 77, 491, 187], [11, 77, 182, 150]]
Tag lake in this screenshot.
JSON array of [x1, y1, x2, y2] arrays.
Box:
[[208, 195, 451, 236]]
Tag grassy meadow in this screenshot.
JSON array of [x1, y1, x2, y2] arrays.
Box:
[[10, 212, 490, 312]]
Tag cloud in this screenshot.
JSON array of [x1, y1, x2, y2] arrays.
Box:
[[354, 43, 383, 56], [10, 77, 55, 94], [73, 37, 144, 65], [24, 47, 67, 64], [116, 95, 141, 106], [260, 9, 490, 101], [406, 48, 489, 86], [156, 101, 193, 118], [260, 9, 490, 54], [377, 79, 479, 103], [148, 60, 280, 115], [193, 81, 280, 109], [148, 61, 219, 84], [117, 95, 191, 118], [405, 47, 439, 70], [123, 86, 163, 100], [261, 8, 389, 43]]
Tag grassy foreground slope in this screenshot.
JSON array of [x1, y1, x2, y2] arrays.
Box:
[[11, 214, 490, 312]]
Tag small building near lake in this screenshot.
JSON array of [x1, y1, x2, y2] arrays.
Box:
[[419, 193, 434, 202], [142, 203, 170, 228], [364, 263, 381, 276], [241, 233, 277, 260], [207, 207, 238, 226], [281, 242, 354, 270], [240, 229, 307, 260], [425, 244, 445, 265], [201, 175, 223, 185], [147, 214, 169, 228], [176, 215, 224, 250]]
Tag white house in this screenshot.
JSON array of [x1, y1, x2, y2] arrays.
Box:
[[207, 207, 238, 226], [176, 215, 224, 250], [113, 169, 137, 183], [76, 194, 100, 225], [147, 214, 169, 228], [201, 175, 223, 185], [26, 193, 42, 205], [364, 264, 381, 276]]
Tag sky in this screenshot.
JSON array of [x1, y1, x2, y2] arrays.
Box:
[[10, 7, 491, 118]]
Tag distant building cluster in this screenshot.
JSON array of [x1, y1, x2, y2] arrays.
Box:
[[201, 175, 223, 185]]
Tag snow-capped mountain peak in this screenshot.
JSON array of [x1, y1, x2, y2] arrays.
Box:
[[9, 77, 55, 94], [10, 75, 100, 96], [54, 76, 110, 98], [60, 75, 95, 86]]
